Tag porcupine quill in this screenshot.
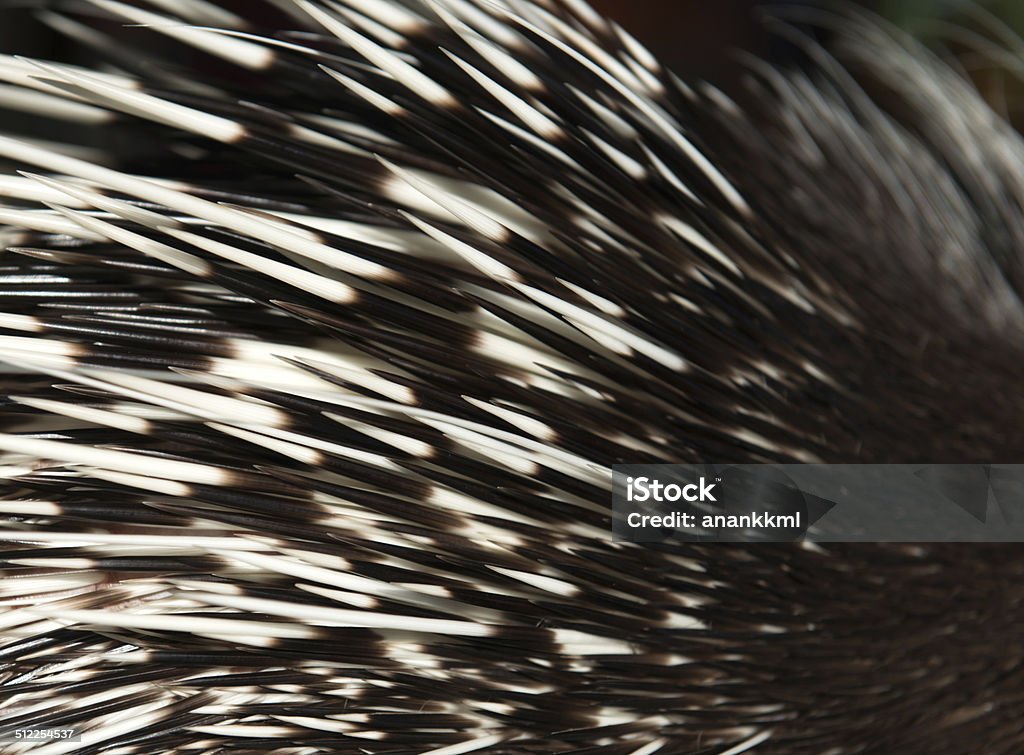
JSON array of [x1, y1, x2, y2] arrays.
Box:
[[0, 1, 1023, 753]]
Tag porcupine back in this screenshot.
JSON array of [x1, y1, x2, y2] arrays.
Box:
[[0, 1, 1023, 754]]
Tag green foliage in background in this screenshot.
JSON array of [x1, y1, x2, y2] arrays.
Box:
[[881, 0, 1024, 30]]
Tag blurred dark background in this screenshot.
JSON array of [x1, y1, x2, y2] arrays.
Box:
[[590, 0, 1024, 76]]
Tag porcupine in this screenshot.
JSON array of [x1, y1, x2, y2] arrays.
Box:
[[0, 0, 1023, 753]]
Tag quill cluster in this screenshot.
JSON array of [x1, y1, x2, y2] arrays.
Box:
[[1, 1, 1023, 753]]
